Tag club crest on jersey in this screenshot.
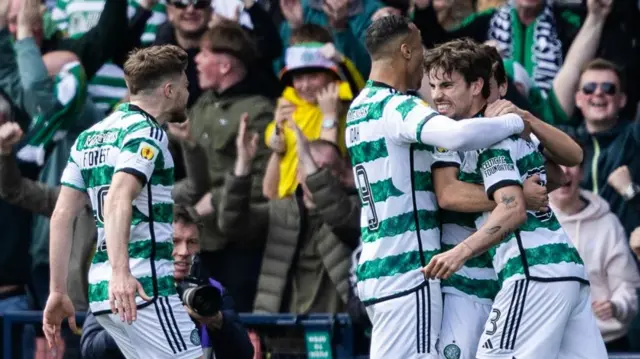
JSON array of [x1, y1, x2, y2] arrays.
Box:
[[139, 143, 156, 161], [190, 329, 200, 346], [443, 343, 461, 359]]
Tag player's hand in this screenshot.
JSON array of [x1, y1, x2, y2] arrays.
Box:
[[421, 244, 473, 280], [43, 292, 78, 350], [0, 122, 24, 154], [109, 271, 151, 324], [166, 119, 195, 147], [523, 174, 549, 212], [607, 166, 633, 196], [185, 306, 224, 330], [592, 300, 616, 320], [316, 82, 340, 119]]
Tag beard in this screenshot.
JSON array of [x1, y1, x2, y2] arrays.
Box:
[[158, 106, 188, 124]]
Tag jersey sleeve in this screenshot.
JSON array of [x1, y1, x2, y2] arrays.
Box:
[[477, 140, 522, 200], [431, 147, 462, 169], [114, 126, 165, 186], [382, 95, 439, 145], [61, 157, 86, 192]]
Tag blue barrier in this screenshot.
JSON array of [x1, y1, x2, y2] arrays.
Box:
[[2, 311, 638, 359], [2, 311, 356, 359]]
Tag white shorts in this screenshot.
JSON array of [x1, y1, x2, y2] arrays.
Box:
[[476, 279, 607, 359], [365, 281, 442, 359], [95, 294, 203, 359], [438, 293, 491, 359]]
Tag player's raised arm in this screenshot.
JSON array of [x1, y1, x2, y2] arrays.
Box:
[[386, 96, 526, 151], [45, 157, 86, 349], [486, 100, 583, 167]]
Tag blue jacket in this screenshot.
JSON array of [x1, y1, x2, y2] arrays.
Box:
[[80, 285, 253, 359]]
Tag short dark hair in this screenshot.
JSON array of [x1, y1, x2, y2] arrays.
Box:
[[124, 45, 188, 95], [290, 24, 333, 45], [580, 58, 625, 93], [423, 38, 493, 99], [365, 15, 412, 60], [201, 19, 258, 67], [482, 45, 507, 86], [173, 204, 202, 229]]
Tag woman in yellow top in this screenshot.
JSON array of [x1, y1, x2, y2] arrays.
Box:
[[263, 41, 364, 199]]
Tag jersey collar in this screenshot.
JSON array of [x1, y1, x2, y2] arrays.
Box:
[[117, 103, 160, 125]]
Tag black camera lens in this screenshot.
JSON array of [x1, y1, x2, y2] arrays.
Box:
[[183, 285, 222, 317]]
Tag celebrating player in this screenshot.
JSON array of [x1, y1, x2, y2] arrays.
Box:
[[422, 41, 608, 359], [347, 16, 530, 359], [43, 45, 204, 359], [422, 39, 584, 359]]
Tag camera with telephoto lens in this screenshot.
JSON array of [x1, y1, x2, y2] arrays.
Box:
[[178, 277, 222, 317]]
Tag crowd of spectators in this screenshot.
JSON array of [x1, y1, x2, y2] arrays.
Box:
[[0, 0, 639, 357]]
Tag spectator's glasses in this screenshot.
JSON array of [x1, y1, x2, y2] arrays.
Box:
[[169, 0, 211, 10], [581, 82, 617, 96]]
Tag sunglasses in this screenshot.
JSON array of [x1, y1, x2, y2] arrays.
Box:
[[581, 82, 617, 95], [169, 0, 211, 10]]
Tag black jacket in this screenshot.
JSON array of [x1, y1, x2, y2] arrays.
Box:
[[80, 284, 253, 359], [577, 120, 640, 236]]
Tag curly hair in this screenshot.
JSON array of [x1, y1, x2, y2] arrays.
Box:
[[423, 38, 493, 99]]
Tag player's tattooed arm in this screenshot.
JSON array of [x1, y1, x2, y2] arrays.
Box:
[[433, 167, 496, 213], [422, 186, 526, 280], [463, 187, 527, 256]]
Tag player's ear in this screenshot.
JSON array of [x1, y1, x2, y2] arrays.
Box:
[[400, 42, 412, 61], [163, 82, 173, 99], [471, 78, 484, 97]]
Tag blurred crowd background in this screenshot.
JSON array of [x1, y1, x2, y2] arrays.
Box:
[[0, 0, 640, 357]]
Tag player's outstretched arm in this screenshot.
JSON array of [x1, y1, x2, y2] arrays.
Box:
[[45, 185, 85, 349], [416, 112, 524, 151], [422, 185, 527, 280]]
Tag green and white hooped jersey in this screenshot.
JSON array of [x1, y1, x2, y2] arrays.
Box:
[[431, 149, 499, 304], [52, 0, 167, 114], [346, 81, 442, 306], [61, 103, 175, 315], [472, 136, 587, 286]]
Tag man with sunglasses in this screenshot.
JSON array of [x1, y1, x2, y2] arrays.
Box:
[[574, 58, 640, 238]]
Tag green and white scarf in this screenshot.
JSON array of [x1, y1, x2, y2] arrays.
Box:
[[488, 2, 563, 93], [16, 61, 87, 166]]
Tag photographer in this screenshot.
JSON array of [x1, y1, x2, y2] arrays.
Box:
[[80, 205, 253, 359]]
